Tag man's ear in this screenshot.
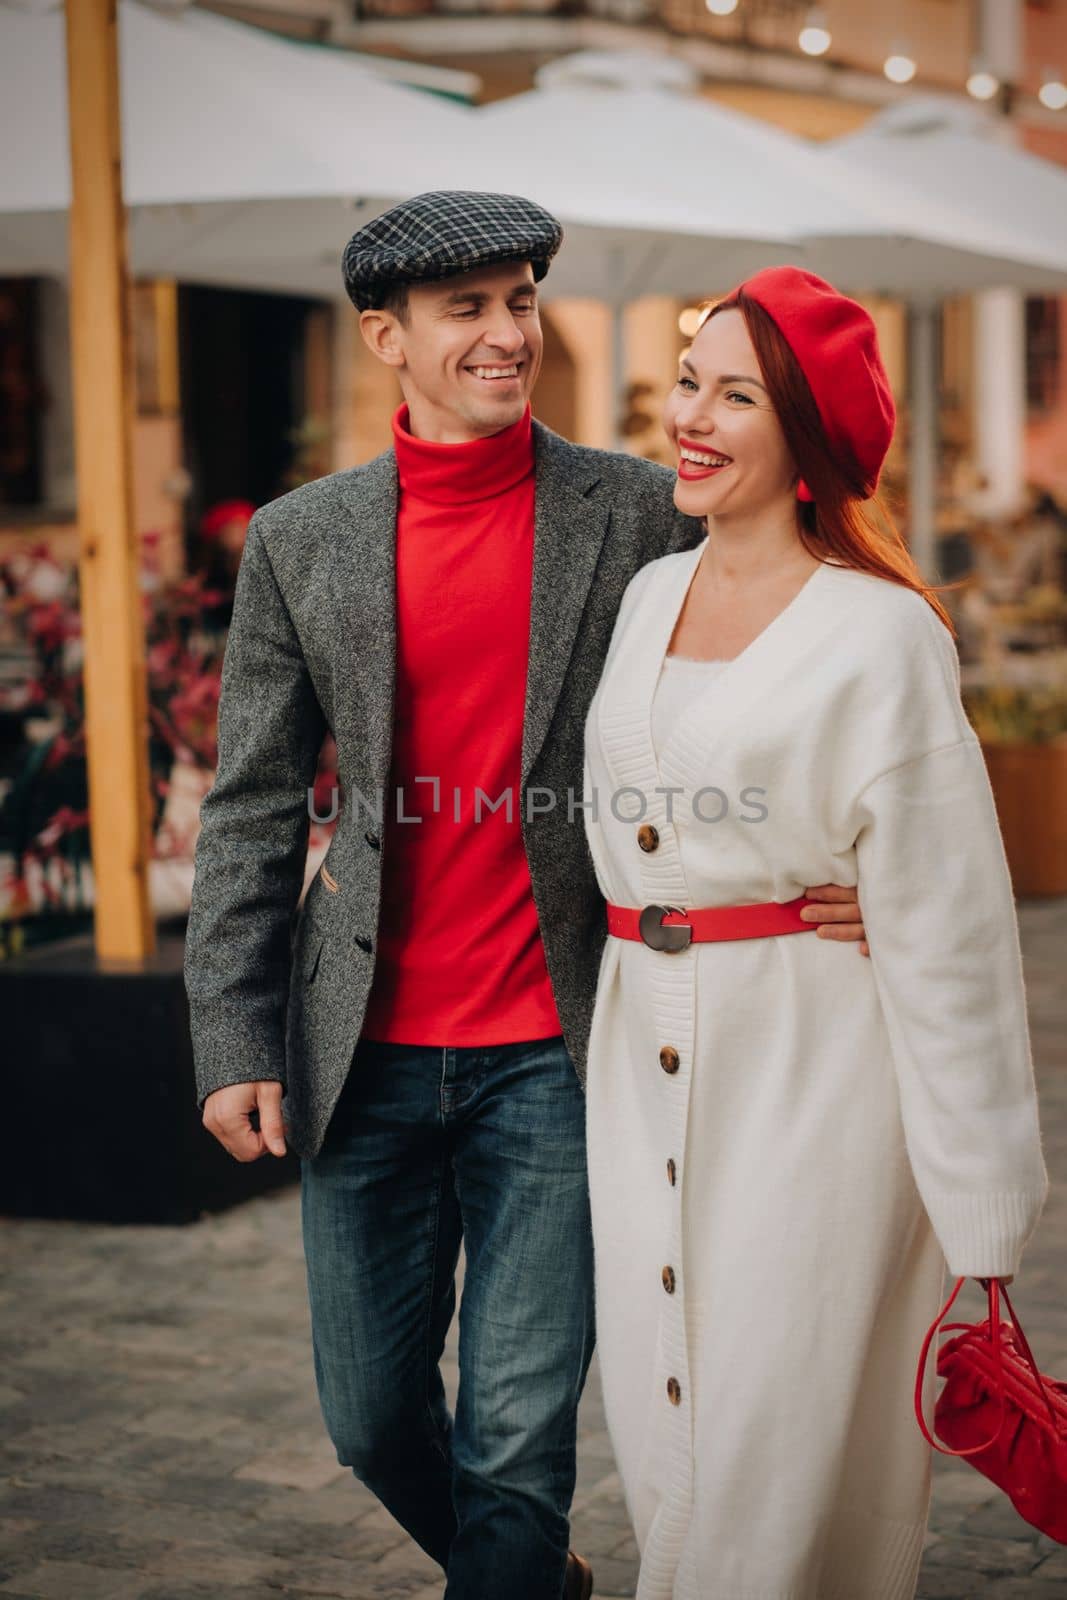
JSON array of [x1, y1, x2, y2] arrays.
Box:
[[359, 309, 406, 369]]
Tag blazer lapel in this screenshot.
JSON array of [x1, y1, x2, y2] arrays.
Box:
[[332, 449, 398, 795], [522, 422, 612, 784]]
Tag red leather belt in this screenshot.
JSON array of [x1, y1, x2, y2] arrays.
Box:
[[606, 896, 818, 952]]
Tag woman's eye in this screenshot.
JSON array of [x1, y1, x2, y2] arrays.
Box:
[[727, 390, 754, 404], [677, 376, 697, 391]]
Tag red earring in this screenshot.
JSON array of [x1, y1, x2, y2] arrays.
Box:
[[796, 479, 815, 502]]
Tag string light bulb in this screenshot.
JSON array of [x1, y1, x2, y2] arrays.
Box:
[[884, 49, 917, 86], [705, 0, 739, 15], [798, 8, 831, 57], [966, 59, 1000, 101], [1039, 68, 1067, 111]]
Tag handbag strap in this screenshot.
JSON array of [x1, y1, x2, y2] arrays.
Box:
[[914, 1276, 1006, 1457], [997, 1282, 1061, 1431], [914, 1277, 1060, 1457]]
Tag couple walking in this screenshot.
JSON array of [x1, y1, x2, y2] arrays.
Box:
[[184, 191, 1048, 1600]]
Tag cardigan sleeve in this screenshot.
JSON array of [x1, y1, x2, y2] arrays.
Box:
[[851, 723, 1048, 1278]]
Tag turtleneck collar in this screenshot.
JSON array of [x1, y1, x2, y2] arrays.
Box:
[[392, 402, 534, 505]]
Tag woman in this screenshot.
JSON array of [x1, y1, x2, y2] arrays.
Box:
[[581, 266, 1049, 1600]]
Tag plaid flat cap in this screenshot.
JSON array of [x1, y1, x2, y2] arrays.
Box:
[[341, 190, 563, 311]]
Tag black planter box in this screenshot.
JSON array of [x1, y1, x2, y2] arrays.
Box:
[[0, 918, 298, 1223]]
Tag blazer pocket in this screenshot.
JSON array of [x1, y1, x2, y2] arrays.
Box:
[[306, 934, 325, 985]]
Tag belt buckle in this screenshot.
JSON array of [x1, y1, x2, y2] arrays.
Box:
[[639, 904, 692, 953]]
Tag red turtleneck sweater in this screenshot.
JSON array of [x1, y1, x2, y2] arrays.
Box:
[[359, 402, 564, 1046]]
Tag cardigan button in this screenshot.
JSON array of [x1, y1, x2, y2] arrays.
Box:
[[354, 934, 373, 953], [662, 1265, 676, 1294], [637, 823, 660, 853], [666, 1377, 682, 1406], [659, 1046, 680, 1075], [666, 1158, 677, 1187], [364, 830, 381, 850]]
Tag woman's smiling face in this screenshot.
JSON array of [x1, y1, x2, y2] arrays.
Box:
[[662, 306, 799, 520]]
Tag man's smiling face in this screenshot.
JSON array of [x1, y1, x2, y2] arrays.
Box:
[[362, 260, 544, 443]]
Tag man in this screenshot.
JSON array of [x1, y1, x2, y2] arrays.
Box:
[[184, 192, 868, 1600]]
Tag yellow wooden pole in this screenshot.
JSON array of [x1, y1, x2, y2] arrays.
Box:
[[64, 0, 155, 961]]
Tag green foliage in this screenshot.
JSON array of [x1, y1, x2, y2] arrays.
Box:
[[963, 681, 1067, 746]]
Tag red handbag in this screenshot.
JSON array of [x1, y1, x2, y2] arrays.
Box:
[[915, 1276, 1067, 1543]]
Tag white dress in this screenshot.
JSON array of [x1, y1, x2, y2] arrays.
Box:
[[581, 538, 1049, 1600]]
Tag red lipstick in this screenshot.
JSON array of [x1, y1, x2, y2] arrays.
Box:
[[677, 437, 732, 482]]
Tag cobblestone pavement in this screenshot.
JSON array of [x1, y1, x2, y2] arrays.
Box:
[[1, 900, 1065, 1600]]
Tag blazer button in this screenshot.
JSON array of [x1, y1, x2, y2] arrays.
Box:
[[662, 1265, 676, 1294], [354, 934, 373, 953], [666, 1377, 682, 1406], [637, 823, 660, 853], [364, 830, 381, 850], [666, 1158, 677, 1187], [659, 1045, 680, 1075]]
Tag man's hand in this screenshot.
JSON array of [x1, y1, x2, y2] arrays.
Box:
[[203, 1080, 288, 1162], [800, 883, 869, 958]]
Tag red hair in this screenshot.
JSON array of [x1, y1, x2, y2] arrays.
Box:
[[706, 292, 956, 636]]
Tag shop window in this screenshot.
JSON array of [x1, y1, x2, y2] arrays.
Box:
[[0, 280, 44, 510]]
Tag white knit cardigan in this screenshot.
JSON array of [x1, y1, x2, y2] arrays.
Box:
[[581, 540, 1049, 1600]]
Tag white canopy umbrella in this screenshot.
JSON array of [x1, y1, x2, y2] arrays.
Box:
[[474, 57, 830, 302], [0, 0, 479, 293], [810, 98, 1067, 577], [474, 55, 1067, 297], [812, 96, 1067, 295], [0, 12, 796, 304], [0, 21, 812, 449]]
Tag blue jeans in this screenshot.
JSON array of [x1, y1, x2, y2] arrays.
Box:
[[300, 1034, 596, 1600]]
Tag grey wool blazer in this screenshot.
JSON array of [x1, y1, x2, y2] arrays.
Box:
[[183, 420, 705, 1158]]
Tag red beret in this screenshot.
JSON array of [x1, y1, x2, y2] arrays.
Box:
[[724, 265, 896, 500]]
